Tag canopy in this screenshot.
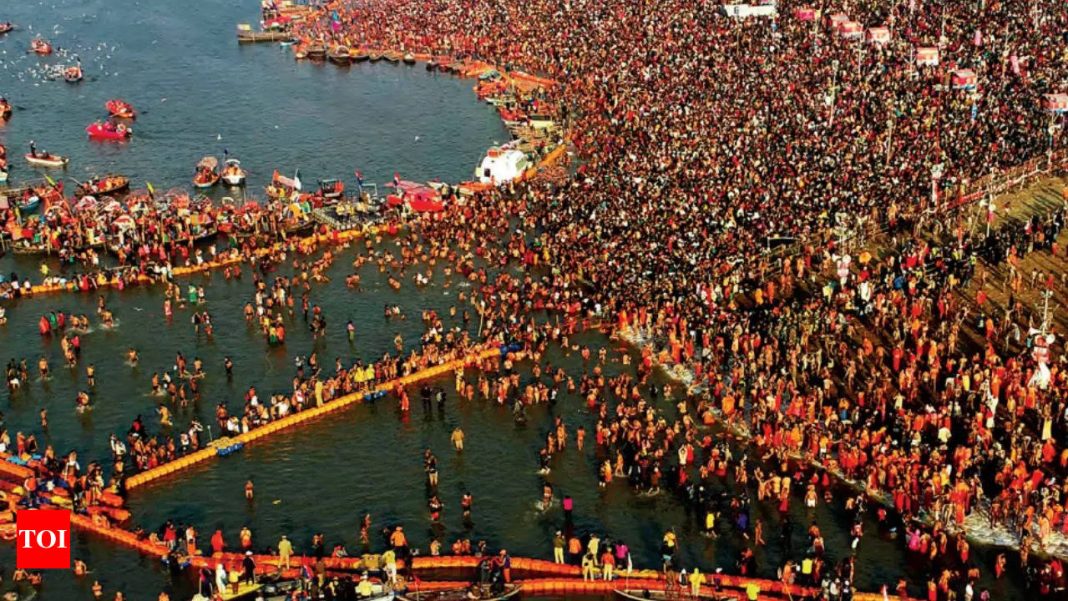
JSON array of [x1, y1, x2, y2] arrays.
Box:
[[951, 69, 977, 90], [112, 215, 135, 230], [838, 21, 862, 39], [74, 196, 98, 212], [916, 47, 939, 66]]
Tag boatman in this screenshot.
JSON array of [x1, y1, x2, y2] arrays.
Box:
[[278, 535, 293, 570], [241, 551, 256, 585]]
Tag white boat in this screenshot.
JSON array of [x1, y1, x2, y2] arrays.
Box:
[[221, 158, 247, 186], [475, 146, 532, 185], [25, 152, 69, 168]]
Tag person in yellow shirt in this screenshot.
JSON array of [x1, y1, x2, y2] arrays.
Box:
[[278, 535, 293, 570], [688, 568, 706, 596], [357, 573, 374, 597]]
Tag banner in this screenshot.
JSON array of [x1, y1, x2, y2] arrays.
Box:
[[722, 3, 777, 18]]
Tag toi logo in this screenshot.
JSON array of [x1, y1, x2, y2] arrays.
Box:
[[16, 509, 71, 569]]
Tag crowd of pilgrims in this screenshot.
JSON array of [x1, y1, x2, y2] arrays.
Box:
[[2, 0, 1068, 598], [290, 0, 1068, 595]]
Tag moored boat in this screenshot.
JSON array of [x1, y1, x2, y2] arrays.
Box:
[[25, 152, 69, 168], [397, 584, 520, 601], [383, 51, 402, 63], [317, 178, 344, 201], [30, 38, 52, 55], [193, 156, 220, 189], [221, 158, 247, 187], [0, 167, 8, 184], [75, 174, 130, 197], [266, 169, 300, 201], [86, 121, 132, 141], [402, 52, 416, 65], [105, 99, 136, 119], [350, 48, 370, 62], [328, 45, 351, 65], [306, 44, 326, 59], [615, 589, 736, 601]]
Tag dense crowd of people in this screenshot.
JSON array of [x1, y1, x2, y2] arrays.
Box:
[[283, 0, 1068, 596], [3, 0, 1068, 598]]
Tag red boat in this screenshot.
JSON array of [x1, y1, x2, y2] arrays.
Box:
[[86, 121, 131, 141], [30, 38, 52, 55], [385, 180, 445, 213], [105, 99, 136, 119]]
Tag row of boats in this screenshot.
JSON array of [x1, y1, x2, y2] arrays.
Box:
[[293, 44, 418, 65]]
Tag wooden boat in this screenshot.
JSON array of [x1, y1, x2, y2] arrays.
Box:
[[12, 243, 49, 255], [0, 98, 11, 119], [236, 24, 293, 43], [369, 52, 382, 62], [328, 46, 351, 65], [193, 156, 220, 189], [25, 152, 69, 168], [383, 51, 402, 64], [76, 174, 130, 198], [350, 48, 370, 62], [317, 178, 344, 201], [30, 38, 52, 55], [306, 44, 326, 59], [86, 121, 131, 141], [615, 589, 737, 601], [105, 99, 136, 119], [403, 52, 416, 65], [398, 584, 520, 601], [221, 158, 247, 186], [63, 63, 83, 83], [0, 22, 14, 35]]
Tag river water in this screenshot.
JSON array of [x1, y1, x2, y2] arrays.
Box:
[[0, 1, 1033, 600]]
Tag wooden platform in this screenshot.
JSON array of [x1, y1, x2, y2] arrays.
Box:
[[236, 30, 294, 43]]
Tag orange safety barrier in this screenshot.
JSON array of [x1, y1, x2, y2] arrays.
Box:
[[0, 459, 35, 481], [69, 512, 168, 558], [125, 345, 504, 490], [32, 516, 926, 601]]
